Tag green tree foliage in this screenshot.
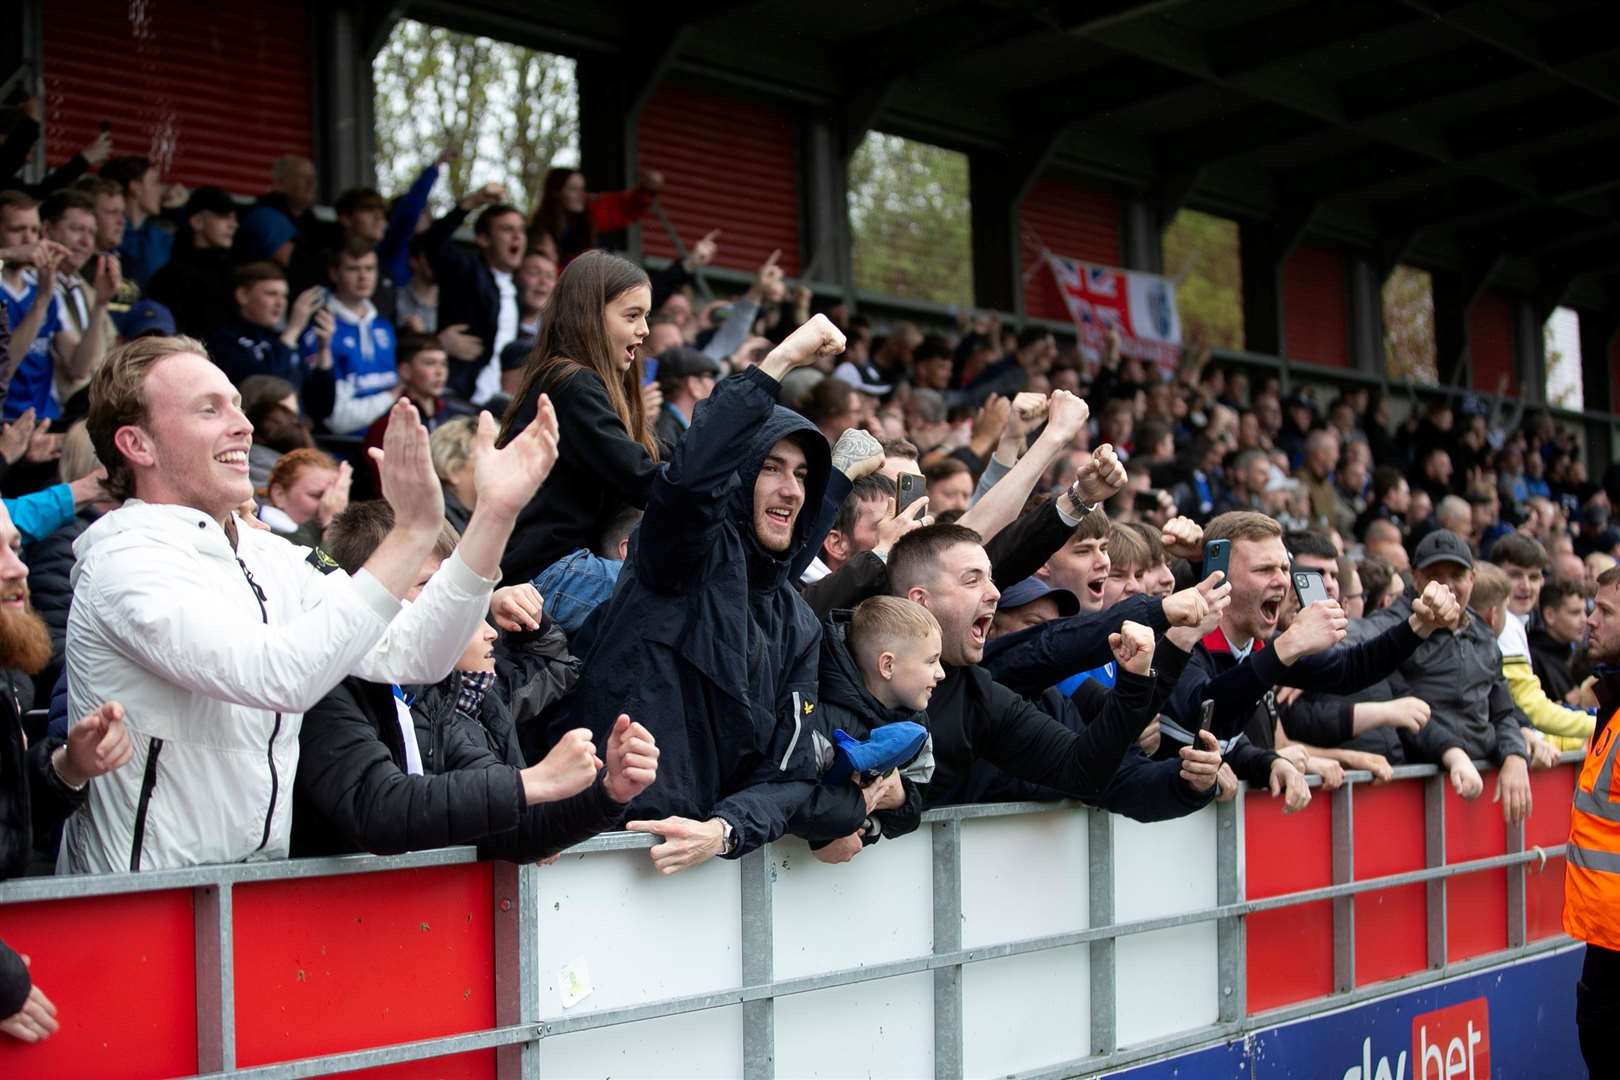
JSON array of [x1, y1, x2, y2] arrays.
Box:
[[1162, 209, 1244, 352], [848, 133, 972, 306], [372, 20, 578, 214], [1382, 265, 1438, 384]]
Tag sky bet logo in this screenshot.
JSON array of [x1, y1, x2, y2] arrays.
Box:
[[1341, 998, 1489, 1080]]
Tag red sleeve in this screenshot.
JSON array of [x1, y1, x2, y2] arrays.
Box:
[[588, 186, 656, 232]]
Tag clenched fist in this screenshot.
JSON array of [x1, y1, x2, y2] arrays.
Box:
[[1072, 443, 1127, 505], [1409, 580, 1462, 638], [522, 728, 601, 805], [762, 314, 845, 377], [1109, 620, 1157, 675]]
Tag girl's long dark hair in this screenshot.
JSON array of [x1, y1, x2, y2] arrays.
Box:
[[530, 167, 590, 258], [499, 250, 659, 460]]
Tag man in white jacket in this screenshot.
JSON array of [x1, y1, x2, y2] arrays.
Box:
[[60, 334, 562, 873]]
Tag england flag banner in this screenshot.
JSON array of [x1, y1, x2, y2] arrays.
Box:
[[1044, 253, 1182, 378]]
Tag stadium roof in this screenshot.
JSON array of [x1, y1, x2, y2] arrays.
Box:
[[414, 0, 1620, 308]]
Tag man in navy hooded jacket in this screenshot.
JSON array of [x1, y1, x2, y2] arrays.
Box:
[[565, 315, 848, 872]]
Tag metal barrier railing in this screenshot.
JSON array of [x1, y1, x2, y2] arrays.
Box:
[[0, 754, 1583, 1079]]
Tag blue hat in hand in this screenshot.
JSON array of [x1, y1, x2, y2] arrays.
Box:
[[826, 722, 929, 785]]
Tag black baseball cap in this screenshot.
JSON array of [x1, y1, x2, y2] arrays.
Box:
[[184, 185, 238, 218], [996, 576, 1080, 616], [1413, 529, 1473, 571], [656, 346, 721, 381]]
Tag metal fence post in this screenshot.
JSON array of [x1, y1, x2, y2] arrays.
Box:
[[1088, 809, 1116, 1058], [741, 846, 775, 1080], [1331, 784, 1356, 994], [932, 820, 964, 1080], [194, 882, 235, 1074], [1425, 775, 1448, 970], [495, 862, 540, 1080], [1216, 795, 1246, 1024], [1505, 817, 1527, 949]]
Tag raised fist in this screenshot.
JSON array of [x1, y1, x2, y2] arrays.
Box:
[[1073, 443, 1127, 505], [1409, 580, 1461, 637], [764, 313, 845, 372], [1109, 620, 1156, 675], [831, 428, 884, 480]]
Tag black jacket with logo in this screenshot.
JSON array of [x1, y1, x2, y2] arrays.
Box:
[[558, 366, 828, 856]]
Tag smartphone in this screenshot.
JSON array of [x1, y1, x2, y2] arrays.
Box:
[[1293, 567, 1330, 608], [100, 120, 111, 133], [896, 472, 925, 515], [1197, 699, 1215, 738], [642, 357, 658, 386], [1203, 538, 1231, 582], [1134, 488, 1164, 513]]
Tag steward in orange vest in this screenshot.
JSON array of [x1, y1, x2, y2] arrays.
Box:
[[1566, 568, 1620, 1076]]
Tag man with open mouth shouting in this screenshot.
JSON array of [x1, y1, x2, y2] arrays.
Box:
[[1159, 510, 1460, 814]]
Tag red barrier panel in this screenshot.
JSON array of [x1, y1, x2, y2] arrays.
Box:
[[0, 890, 199, 1078], [1245, 789, 1335, 1013], [233, 863, 497, 1074], [1528, 765, 1578, 942], [1353, 780, 1428, 987], [1445, 783, 1509, 963]]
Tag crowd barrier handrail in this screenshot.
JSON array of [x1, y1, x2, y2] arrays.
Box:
[[0, 752, 1585, 1079]]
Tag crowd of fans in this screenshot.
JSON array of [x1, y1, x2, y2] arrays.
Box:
[[3, 104, 1620, 1045]]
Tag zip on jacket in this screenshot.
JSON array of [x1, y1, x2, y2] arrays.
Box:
[[238, 557, 283, 854]]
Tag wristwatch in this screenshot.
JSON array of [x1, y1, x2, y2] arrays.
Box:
[[717, 817, 739, 856]]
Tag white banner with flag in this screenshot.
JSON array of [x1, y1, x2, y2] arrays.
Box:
[[1043, 253, 1182, 378]]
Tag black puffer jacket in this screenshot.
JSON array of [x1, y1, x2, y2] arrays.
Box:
[[1, 682, 82, 1016], [560, 365, 828, 856], [291, 674, 623, 860], [789, 614, 927, 848], [483, 617, 581, 767]]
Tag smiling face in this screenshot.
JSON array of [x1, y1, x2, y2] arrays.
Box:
[[753, 437, 808, 553], [1500, 561, 1544, 617], [48, 206, 97, 269], [1102, 559, 1145, 608], [120, 352, 255, 519], [1225, 536, 1290, 645], [910, 542, 1000, 666], [1044, 534, 1110, 611], [604, 284, 652, 372], [882, 627, 946, 711]]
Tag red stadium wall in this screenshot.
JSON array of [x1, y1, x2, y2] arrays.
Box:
[[1469, 289, 1518, 396], [1020, 179, 1121, 322], [1281, 245, 1349, 368], [637, 83, 802, 276], [41, 0, 313, 196]]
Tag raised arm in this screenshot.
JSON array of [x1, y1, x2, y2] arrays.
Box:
[[638, 316, 845, 588]]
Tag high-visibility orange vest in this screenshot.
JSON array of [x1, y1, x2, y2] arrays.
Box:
[[1564, 689, 1620, 951]]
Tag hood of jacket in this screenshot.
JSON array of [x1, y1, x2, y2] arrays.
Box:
[[818, 612, 927, 730], [728, 405, 830, 591], [71, 500, 237, 591]]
